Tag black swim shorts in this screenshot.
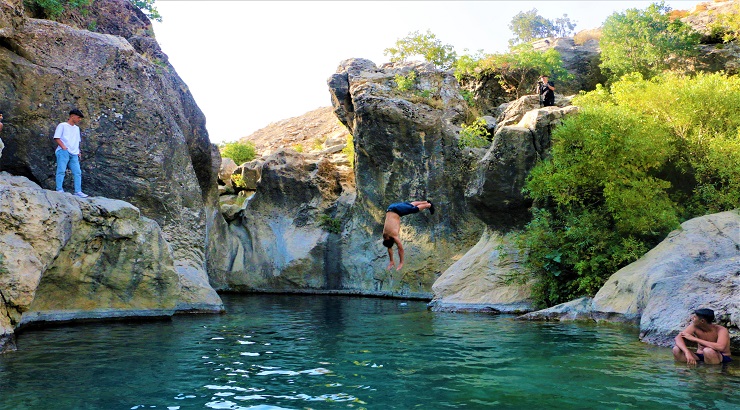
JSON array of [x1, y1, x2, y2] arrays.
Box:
[[386, 202, 420, 217]]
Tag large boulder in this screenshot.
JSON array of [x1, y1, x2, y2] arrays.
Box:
[[519, 211, 740, 350], [0, 1, 224, 311], [0, 172, 181, 352], [429, 228, 534, 312]]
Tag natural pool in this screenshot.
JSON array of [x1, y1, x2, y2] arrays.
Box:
[[1, 294, 738, 409]]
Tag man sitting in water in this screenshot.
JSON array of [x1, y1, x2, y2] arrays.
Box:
[[673, 308, 732, 365], [382, 200, 434, 271]]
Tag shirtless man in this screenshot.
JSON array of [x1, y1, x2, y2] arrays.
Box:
[[673, 308, 732, 365], [382, 200, 434, 271]]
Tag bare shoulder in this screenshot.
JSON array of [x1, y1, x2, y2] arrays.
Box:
[[682, 323, 697, 333]]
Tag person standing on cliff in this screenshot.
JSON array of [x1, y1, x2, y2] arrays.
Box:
[[673, 308, 732, 365], [0, 111, 4, 133], [382, 200, 435, 271], [54, 108, 89, 198], [539, 75, 556, 107]]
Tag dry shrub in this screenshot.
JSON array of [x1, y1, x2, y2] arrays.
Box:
[[668, 10, 689, 21], [573, 28, 602, 45]]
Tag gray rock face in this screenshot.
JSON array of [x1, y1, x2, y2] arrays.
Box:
[[0, 172, 182, 352], [429, 228, 534, 312], [531, 37, 605, 95], [519, 211, 740, 350], [329, 59, 485, 294], [467, 100, 579, 228], [0, 1, 223, 312], [210, 150, 350, 291]]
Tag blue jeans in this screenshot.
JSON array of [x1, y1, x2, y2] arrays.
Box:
[[55, 149, 82, 193]]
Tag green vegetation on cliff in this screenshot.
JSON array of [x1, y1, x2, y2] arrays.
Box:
[[454, 44, 571, 98], [517, 72, 740, 307], [24, 0, 161, 22], [709, 1, 740, 42], [220, 141, 256, 165]]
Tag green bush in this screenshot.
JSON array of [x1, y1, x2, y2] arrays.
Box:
[[220, 141, 256, 165], [709, 1, 740, 42], [231, 174, 247, 189], [24, 0, 90, 19], [517, 72, 740, 307], [394, 71, 417, 92], [25, 0, 161, 21], [458, 118, 491, 149], [318, 215, 342, 234], [460, 89, 475, 107], [342, 134, 355, 168]]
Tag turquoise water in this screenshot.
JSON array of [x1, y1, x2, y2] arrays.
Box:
[[1, 294, 738, 410]]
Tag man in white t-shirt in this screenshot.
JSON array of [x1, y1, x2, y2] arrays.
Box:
[[54, 109, 88, 198]]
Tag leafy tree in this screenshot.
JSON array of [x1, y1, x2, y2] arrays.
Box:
[[553, 14, 577, 38], [384, 30, 457, 70], [220, 141, 257, 165], [131, 0, 162, 22], [516, 72, 740, 307], [455, 44, 571, 98], [509, 9, 554, 45], [599, 2, 700, 82]]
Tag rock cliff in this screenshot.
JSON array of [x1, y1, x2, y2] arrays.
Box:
[[0, 0, 223, 312]]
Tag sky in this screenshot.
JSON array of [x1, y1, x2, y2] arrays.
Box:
[[151, 1, 698, 144]]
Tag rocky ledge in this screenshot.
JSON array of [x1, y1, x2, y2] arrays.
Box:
[[0, 169, 207, 353]]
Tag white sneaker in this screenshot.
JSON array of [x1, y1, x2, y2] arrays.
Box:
[[74, 192, 89, 198]]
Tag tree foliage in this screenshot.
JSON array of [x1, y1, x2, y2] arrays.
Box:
[[220, 141, 257, 165], [455, 44, 571, 98], [509, 9, 576, 45], [384, 30, 457, 70], [517, 72, 740, 307], [132, 0, 162, 22], [599, 2, 700, 82]]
